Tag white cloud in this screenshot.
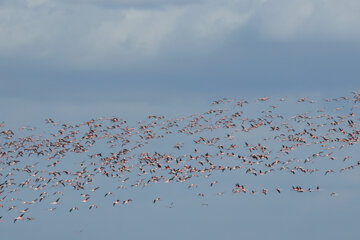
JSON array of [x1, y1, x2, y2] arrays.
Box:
[[25, 0, 49, 8], [0, 0, 359, 68], [0, 0, 253, 68], [256, 0, 315, 41], [256, 0, 360, 41]]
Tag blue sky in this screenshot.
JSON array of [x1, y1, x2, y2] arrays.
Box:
[[1, 1, 360, 239]]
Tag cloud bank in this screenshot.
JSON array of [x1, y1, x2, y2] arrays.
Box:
[[1, 0, 359, 68]]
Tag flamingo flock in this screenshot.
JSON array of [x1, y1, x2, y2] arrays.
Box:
[[1, 92, 360, 223]]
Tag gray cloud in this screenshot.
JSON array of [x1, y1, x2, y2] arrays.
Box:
[[255, 0, 360, 41], [0, 0, 359, 69]]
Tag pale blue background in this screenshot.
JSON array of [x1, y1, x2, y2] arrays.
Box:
[[0, 1, 360, 239]]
